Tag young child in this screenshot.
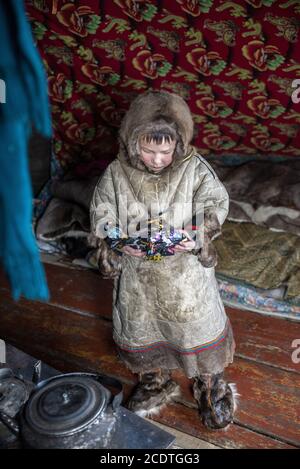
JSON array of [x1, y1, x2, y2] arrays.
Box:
[[90, 90, 237, 429]]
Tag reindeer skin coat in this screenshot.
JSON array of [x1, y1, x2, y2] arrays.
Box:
[[90, 91, 235, 378]]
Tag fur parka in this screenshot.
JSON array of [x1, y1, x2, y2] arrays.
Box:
[[90, 90, 235, 378]]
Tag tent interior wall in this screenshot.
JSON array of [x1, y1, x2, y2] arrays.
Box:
[[27, 0, 300, 318]]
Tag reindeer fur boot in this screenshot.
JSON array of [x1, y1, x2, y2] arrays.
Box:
[[193, 373, 239, 430], [127, 369, 181, 418]]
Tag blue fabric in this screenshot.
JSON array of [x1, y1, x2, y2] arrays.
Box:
[[0, 0, 52, 300]]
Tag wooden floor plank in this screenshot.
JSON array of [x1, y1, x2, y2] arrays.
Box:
[[143, 419, 221, 449], [0, 288, 299, 447], [0, 287, 133, 381], [0, 263, 113, 320], [153, 403, 296, 449], [227, 306, 300, 374]]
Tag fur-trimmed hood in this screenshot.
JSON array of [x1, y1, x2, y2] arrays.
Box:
[[118, 90, 194, 173]]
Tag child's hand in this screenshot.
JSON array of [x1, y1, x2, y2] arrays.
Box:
[[172, 229, 196, 253], [121, 245, 146, 257]]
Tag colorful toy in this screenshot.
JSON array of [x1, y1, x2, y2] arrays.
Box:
[[104, 218, 190, 261]]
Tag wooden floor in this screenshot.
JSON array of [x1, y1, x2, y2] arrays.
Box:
[[0, 260, 299, 449]]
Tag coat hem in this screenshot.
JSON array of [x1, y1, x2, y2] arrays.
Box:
[[115, 319, 236, 379]]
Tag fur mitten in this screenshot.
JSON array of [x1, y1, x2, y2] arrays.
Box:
[[88, 234, 122, 279], [196, 211, 221, 268]]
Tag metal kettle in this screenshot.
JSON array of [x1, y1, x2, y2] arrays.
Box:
[[0, 368, 123, 449]]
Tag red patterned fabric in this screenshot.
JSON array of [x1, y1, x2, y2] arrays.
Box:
[[25, 0, 300, 169]]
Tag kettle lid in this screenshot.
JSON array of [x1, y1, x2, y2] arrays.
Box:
[[24, 375, 108, 436]]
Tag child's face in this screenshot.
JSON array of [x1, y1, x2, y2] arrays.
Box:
[[139, 138, 176, 173]]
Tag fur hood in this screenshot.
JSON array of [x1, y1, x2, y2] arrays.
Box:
[[118, 90, 195, 172]]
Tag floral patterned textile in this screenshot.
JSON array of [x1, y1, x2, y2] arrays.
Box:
[[217, 276, 300, 319], [25, 0, 300, 172]]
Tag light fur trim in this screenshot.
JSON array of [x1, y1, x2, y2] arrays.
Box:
[[228, 382, 241, 413], [134, 384, 181, 418]]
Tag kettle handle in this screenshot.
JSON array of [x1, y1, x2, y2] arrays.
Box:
[[96, 374, 123, 412], [0, 411, 20, 436]]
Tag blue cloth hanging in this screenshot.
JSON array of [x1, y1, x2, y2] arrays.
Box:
[[0, 0, 52, 300]]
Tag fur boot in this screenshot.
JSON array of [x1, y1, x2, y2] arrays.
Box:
[[127, 369, 181, 418], [193, 372, 239, 430]]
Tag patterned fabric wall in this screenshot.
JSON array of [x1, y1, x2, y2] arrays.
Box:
[[25, 0, 300, 170]]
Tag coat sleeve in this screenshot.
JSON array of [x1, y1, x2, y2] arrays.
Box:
[[192, 155, 229, 240], [90, 163, 119, 240], [90, 163, 123, 276]]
